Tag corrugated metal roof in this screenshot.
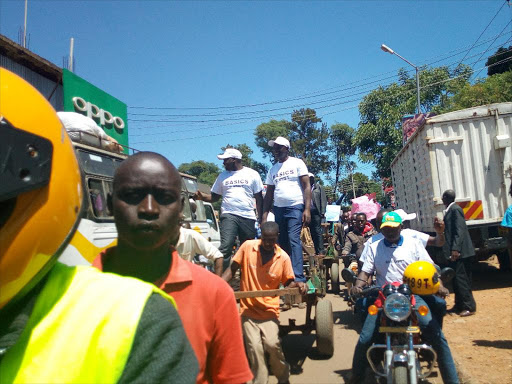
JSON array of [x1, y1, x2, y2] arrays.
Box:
[[0, 34, 62, 83], [1, 54, 63, 109]]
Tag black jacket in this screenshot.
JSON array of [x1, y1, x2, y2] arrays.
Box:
[[442, 203, 475, 262], [311, 183, 327, 215]]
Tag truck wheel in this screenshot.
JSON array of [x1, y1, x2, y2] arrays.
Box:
[[330, 262, 340, 294], [315, 299, 334, 357], [392, 364, 409, 384]]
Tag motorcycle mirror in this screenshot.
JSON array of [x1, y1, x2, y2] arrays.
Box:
[[341, 267, 357, 283], [440, 267, 455, 283]]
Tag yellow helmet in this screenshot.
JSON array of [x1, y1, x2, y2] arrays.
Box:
[[0, 68, 83, 310], [403, 261, 440, 295]]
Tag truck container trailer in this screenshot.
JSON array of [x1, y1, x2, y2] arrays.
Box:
[[391, 103, 512, 267]]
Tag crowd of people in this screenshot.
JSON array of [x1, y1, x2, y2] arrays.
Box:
[[3, 68, 507, 384]]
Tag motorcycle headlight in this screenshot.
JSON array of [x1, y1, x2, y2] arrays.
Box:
[[384, 293, 411, 322]]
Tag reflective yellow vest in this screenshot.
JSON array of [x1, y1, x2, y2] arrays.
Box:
[[0, 262, 176, 383]]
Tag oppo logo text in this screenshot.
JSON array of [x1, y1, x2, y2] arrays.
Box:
[[72, 96, 125, 130]]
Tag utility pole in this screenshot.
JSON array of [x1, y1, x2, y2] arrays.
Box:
[[69, 38, 74, 72], [349, 164, 356, 198]]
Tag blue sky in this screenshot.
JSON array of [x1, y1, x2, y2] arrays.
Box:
[[1, 0, 511, 180]]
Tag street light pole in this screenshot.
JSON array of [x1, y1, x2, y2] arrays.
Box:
[[381, 44, 421, 114]]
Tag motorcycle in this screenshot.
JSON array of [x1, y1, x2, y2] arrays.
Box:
[[342, 266, 454, 384]]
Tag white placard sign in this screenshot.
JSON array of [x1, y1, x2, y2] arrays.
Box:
[[325, 205, 341, 222]]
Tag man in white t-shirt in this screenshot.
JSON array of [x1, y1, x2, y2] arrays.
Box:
[[262, 137, 311, 282], [359, 208, 445, 267], [357, 208, 448, 329], [195, 148, 264, 270], [348, 212, 458, 384]]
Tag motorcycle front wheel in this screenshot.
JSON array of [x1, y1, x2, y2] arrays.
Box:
[[392, 363, 409, 384]]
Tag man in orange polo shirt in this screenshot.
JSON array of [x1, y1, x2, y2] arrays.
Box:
[[93, 152, 252, 384], [223, 222, 306, 384]]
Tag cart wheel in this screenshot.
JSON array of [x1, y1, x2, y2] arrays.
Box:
[[330, 262, 339, 294], [315, 299, 334, 357]]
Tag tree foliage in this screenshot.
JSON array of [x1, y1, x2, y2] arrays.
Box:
[[221, 143, 268, 179], [177, 160, 221, 186], [254, 119, 293, 160], [328, 123, 355, 195], [354, 65, 472, 178], [485, 46, 512, 76], [337, 172, 384, 206], [441, 70, 512, 112], [323, 185, 336, 204], [254, 109, 330, 176], [289, 108, 330, 175]]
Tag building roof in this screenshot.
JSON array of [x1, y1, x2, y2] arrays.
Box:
[[0, 34, 62, 83]]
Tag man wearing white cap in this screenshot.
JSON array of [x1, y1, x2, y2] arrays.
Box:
[[361, 208, 446, 258], [262, 137, 311, 283], [195, 147, 264, 270]]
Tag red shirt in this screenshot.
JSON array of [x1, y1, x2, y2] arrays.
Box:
[[93, 248, 252, 384]]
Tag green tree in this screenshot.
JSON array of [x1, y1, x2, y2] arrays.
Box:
[[485, 46, 512, 76], [323, 185, 336, 204], [289, 108, 330, 176], [254, 119, 293, 160], [441, 70, 512, 111], [328, 123, 355, 195], [178, 160, 221, 186], [221, 143, 268, 179], [337, 172, 383, 206], [254, 109, 330, 176], [354, 65, 472, 178]]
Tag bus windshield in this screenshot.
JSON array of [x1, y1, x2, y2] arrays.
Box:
[[76, 149, 123, 177]]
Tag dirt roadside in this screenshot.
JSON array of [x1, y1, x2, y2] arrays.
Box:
[[443, 256, 512, 384]]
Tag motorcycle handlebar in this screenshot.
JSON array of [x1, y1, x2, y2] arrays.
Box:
[[360, 286, 381, 296], [351, 285, 380, 300]]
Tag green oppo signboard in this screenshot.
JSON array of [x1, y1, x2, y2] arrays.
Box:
[[62, 69, 129, 153]]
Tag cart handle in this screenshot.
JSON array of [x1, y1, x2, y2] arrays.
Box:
[[234, 287, 300, 299]]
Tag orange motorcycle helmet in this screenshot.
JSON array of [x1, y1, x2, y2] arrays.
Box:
[[0, 68, 83, 311], [403, 261, 440, 295]]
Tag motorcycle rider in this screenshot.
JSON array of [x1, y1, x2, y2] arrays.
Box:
[[340, 212, 376, 267], [0, 68, 198, 383], [349, 212, 459, 384], [359, 208, 448, 326]]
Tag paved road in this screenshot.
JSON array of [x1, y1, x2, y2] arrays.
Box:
[[268, 288, 444, 384]]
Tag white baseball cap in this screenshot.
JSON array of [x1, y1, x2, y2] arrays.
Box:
[[217, 148, 242, 160], [268, 136, 290, 148], [394, 209, 417, 221], [308, 172, 315, 178]]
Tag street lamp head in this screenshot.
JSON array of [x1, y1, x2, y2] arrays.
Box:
[[381, 44, 394, 54]]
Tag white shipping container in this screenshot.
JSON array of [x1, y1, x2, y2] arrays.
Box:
[[391, 103, 512, 233]]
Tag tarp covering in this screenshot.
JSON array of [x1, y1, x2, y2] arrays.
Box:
[[402, 113, 435, 145], [57, 111, 122, 152]]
